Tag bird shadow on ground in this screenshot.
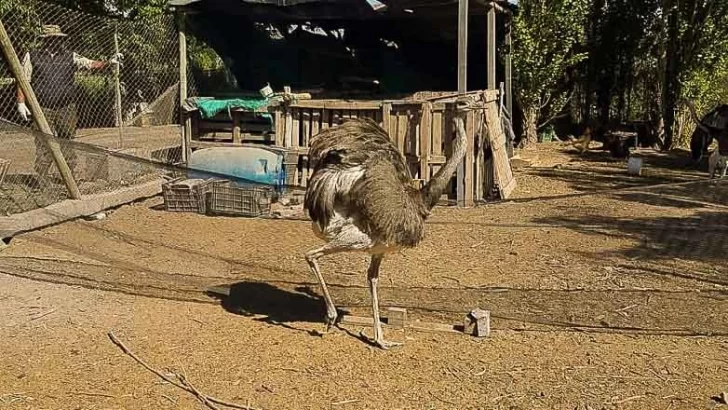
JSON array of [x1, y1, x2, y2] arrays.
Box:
[[205, 281, 351, 337]]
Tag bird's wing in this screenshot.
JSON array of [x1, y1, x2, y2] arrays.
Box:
[[348, 158, 427, 247], [304, 118, 410, 230], [305, 118, 426, 246]]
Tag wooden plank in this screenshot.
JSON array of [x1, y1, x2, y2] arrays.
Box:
[[0, 179, 163, 238], [456, 0, 468, 208], [292, 110, 300, 185], [458, 0, 468, 93], [191, 138, 274, 149], [396, 110, 407, 150], [483, 100, 516, 200], [382, 103, 392, 134], [284, 108, 293, 147], [487, 6, 497, 90], [475, 110, 484, 200], [301, 156, 309, 188], [443, 107, 456, 202], [274, 109, 284, 146], [464, 110, 475, 206], [339, 314, 459, 334], [289, 100, 381, 110], [301, 110, 310, 147], [419, 102, 432, 181], [0, 19, 80, 199], [311, 110, 321, 139], [292, 109, 300, 149], [232, 110, 242, 144]]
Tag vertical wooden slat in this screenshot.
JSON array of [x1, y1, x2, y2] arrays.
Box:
[[464, 110, 475, 206], [292, 109, 300, 185], [322, 109, 331, 129], [483, 98, 516, 199], [397, 109, 407, 151], [274, 109, 284, 147], [444, 105, 455, 199], [311, 110, 320, 139], [232, 110, 242, 144], [302, 110, 311, 147], [420, 102, 432, 181], [431, 109, 443, 177], [284, 108, 293, 148], [301, 156, 309, 187], [382, 103, 392, 134], [475, 110, 484, 201], [487, 6, 497, 90]]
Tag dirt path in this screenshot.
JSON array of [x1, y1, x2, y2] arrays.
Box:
[[1, 144, 727, 409]]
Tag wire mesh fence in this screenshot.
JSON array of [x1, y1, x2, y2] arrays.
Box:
[[0, 0, 190, 215], [0, 119, 177, 216]]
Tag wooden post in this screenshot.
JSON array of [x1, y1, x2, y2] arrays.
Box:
[[464, 110, 475, 206], [0, 19, 81, 199], [456, 0, 468, 207], [419, 102, 432, 181], [487, 5, 497, 90], [177, 12, 191, 163], [504, 20, 513, 119], [113, 27, 124, 148], [457, 0, 468, 93]]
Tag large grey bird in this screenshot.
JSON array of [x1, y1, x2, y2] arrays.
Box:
[[303, 97, 470, 349], [685, 99, 728, 178]]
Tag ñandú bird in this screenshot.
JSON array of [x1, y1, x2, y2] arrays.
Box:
[[303, 97, 471, 349]]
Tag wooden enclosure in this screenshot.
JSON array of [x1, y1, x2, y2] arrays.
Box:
[[268, 89, 514, 206]]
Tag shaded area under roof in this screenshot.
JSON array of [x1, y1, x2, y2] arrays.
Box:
[[170, 0, 513, 95]]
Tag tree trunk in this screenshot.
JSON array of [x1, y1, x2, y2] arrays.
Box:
[[522, 106, 539, 147], [662, 0, 680, 150]]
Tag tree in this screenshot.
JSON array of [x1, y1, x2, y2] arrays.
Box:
[[511, 0, 590, 146], [661, 0, 728, 149]]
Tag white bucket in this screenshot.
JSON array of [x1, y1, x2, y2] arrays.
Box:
[[627, 157, 643, 176], [259, 83, 273, 98]]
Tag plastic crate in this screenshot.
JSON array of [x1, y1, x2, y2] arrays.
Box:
[[208, 181, 273, 217], [162, 178, 212, 213], [0, 158, 10, 187]]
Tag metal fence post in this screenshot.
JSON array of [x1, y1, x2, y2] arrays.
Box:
[[0, 18, 81, 199]]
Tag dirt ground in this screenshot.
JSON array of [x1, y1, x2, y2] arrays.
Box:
[[1, 142, 727, 410]]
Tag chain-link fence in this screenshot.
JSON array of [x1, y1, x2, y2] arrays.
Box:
[[0, 0, 191, 216], [0, 119, 177, 216]]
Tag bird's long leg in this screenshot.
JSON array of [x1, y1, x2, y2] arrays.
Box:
[[363, 254, 402, 349], [305, 244, 344, 331]]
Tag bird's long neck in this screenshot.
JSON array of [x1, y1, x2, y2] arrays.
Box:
[[685, 99, 715, 135], [420, 115, 467, 211]]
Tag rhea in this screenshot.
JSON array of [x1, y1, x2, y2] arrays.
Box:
[[303, 97, 471, 349]]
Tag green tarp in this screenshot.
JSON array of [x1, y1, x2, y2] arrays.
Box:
[[194, 97, 271, 119]]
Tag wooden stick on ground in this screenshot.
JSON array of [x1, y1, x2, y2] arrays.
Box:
[[107, 331, 259, 410]]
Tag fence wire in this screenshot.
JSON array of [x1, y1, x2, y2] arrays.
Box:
[[0, 0, 194, 214], [0, 119, 178, 216]]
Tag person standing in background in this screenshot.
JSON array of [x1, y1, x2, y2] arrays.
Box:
[[16, 24, 121, 178]]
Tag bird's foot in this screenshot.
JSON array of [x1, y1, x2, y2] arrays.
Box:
[[359, 330, 403, 350], [324, 311, 339, 333]]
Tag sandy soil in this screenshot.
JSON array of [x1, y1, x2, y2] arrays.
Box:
[[0, 143, 727, 410]]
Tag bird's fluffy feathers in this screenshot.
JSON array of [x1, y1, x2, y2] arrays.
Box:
[[304, 118, 427, 248]]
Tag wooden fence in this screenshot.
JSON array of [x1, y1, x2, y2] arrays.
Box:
[[269, 89, 514, 206]]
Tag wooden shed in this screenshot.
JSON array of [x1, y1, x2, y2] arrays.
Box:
[[169, 0, 516, 206]]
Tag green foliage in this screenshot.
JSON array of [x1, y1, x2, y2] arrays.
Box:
[[511, 0, 590, 138], [188, 35, 224, 72]]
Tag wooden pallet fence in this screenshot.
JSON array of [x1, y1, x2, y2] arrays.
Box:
[[269, 90, 512, 205]]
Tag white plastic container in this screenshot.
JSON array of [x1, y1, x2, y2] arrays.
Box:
[[259, 83, 273, 98], [627, 157, 643, 176]]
